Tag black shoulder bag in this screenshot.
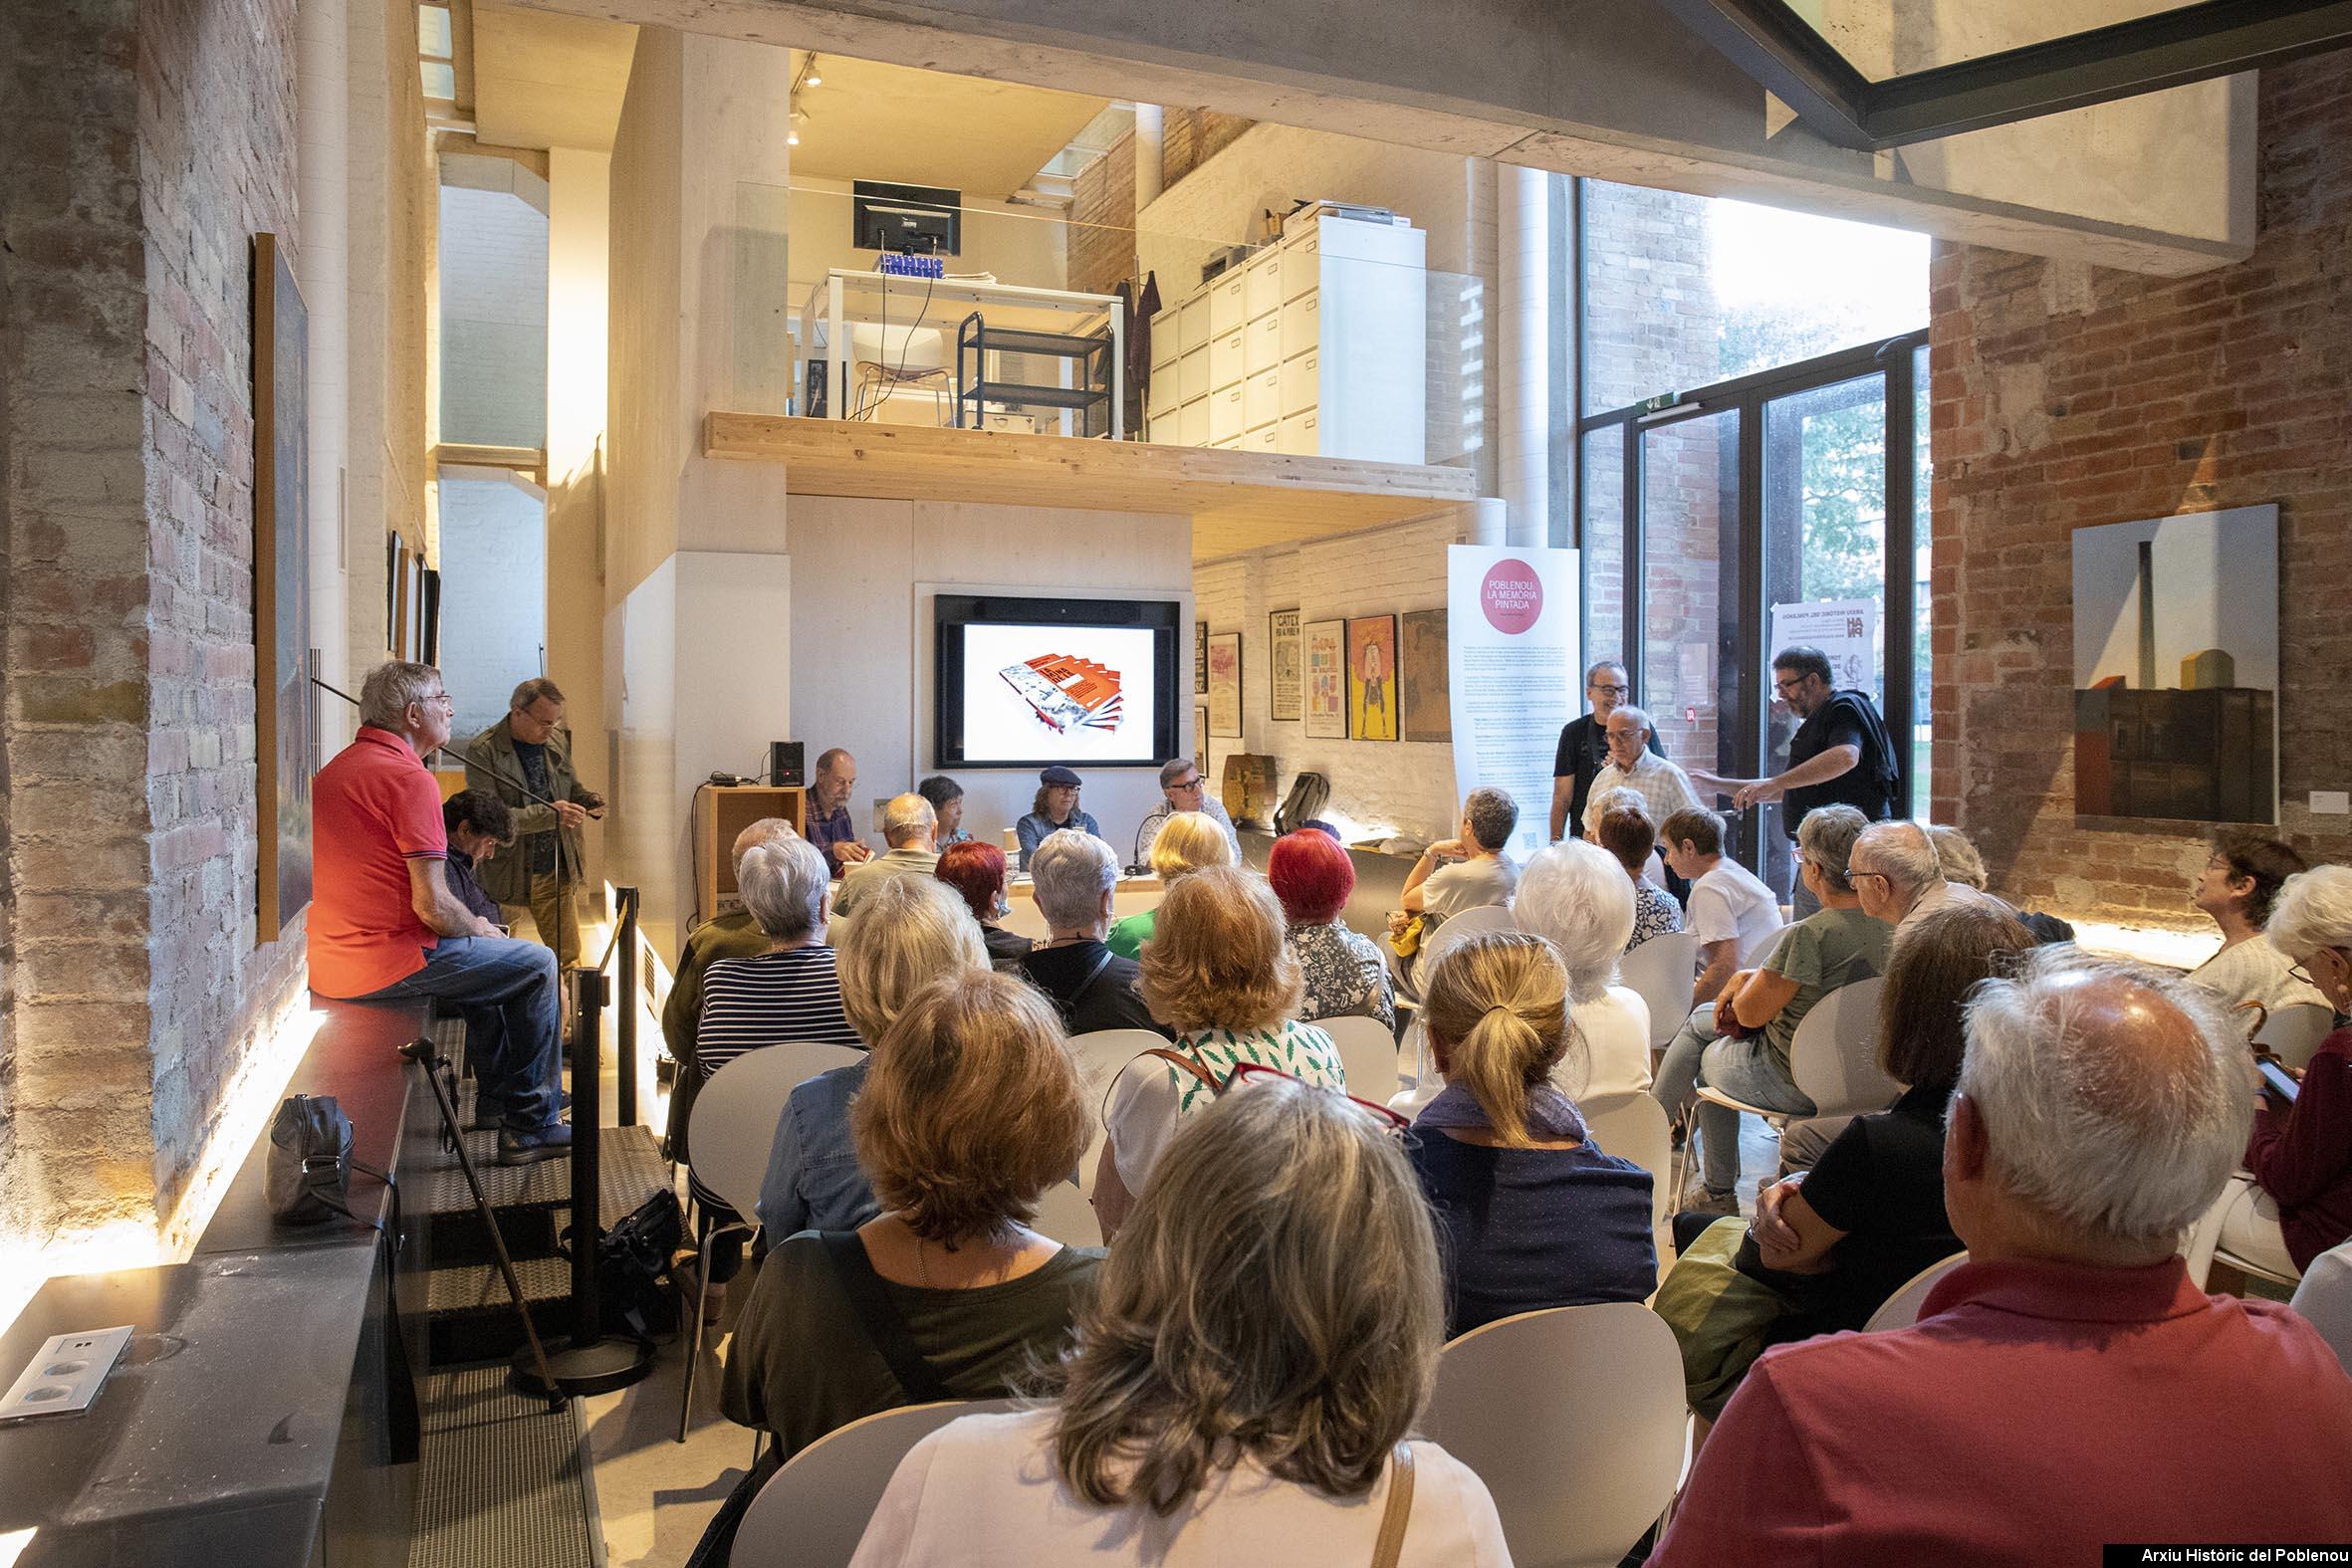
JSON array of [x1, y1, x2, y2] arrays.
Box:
[[268, 1094, 392, 1229]]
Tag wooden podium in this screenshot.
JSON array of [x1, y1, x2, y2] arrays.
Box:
[[696, 784, 807, 926]]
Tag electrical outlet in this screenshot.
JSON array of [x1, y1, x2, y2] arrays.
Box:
[[0, 1326, 134, 1423], [2312, 790, 2351, 815]]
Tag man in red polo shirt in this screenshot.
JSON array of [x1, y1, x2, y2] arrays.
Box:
[[312, 661, 571, 1165], [1654, 948, 2352, 1565]]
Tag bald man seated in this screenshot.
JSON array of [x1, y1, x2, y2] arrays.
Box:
[[830, 793, 941, 919], [1654, 947, 2352, 1565], [661, 816, 797, 1164]]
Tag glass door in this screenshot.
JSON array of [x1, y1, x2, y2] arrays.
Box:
[[1635, 406, 1741, 792]]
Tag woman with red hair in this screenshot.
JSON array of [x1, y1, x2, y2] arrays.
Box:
[[1268, 829, 1394, 1031], [935, 840, 1033, 972]]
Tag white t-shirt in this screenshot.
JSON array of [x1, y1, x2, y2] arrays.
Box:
[[848, 1409, 1513, 1568], [1569, 988, 1654, 1098], [1687, 858, 1781, 963]]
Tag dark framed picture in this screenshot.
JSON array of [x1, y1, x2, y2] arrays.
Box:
[[1194, 706, 1208, 778], [1400, 608, 1450, 743], [1269, 607, 1302, 722]]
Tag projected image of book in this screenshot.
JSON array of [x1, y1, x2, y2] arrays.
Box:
[[1000, 653, 1127, 735]]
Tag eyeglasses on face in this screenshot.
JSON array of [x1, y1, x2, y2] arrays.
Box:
[[1223, 1060, 1411, 1135], [2285, 947, 2348, 988], [1588, 683, 1631, 699], [1171, 777, 1202, 790], [1849, 869, 1890, 885], [1773, 676, 1807, 695]]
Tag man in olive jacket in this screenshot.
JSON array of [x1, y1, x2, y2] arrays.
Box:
[[464, 678, 601, 967]]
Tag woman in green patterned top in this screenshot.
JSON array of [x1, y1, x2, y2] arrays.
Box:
[[1092, 865, 1344, 1240]]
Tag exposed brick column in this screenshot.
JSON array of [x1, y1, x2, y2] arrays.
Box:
[[1930, 54, 2352, 925]]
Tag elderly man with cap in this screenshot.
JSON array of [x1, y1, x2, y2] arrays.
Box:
[[1653, 946, 2352, 1563], [1015, 766, 1105, 871], [660, 816, 797, 1163], [1131, 757, 1240, 871]]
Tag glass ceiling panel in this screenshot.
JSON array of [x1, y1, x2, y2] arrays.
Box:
[[1785, 0, 2209, 81]]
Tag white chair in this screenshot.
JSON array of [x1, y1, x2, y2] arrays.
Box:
[[2258, 1003, 2335, 1071], [1618, 932, 1702, 1053], [2192, 1177, 2302, 1291], [1031, 1178, 1103, 1247], [1064, 1028, 1170, 1197], [1419, 1303, 1686, 1568], [1674, 977, 1891, 1207], [1427, 902, 1517, 957], [733, 1398, 1018, 1568], [1319, 1012, 1403, 1101], [1740, 921, 1787, 968], [679, 1041, 865, 1442], [2288, 1239, 2352, 1375], [1580, 1091, 1674, 1278], [1862, 1251, 1969, 1331]]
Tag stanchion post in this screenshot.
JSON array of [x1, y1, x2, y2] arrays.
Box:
[[615, 887, 639, 1128]]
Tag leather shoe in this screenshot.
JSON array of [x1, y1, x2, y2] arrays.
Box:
[[471, 1090, 573, 1133], [496, 1122, 575, 1166]]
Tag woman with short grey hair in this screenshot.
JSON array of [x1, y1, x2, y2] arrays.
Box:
[[1511, 839, 1650, 1101], [738, 831, 830, 945], [2216, 865, 2352, 1278], [1017, 828, 1162, 1036]]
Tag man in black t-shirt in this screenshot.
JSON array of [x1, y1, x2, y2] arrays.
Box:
[[1548, 658, 1662, 842], [1693, 646, 1898, 916]]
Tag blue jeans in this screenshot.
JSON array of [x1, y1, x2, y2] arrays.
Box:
[[1652, 1003, 1719, 1124], [355, 937, 563, 1131], [1694, 1033, 1814, 1197]]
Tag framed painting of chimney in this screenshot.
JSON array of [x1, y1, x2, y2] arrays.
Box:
[[2071, 505, 2277, 825]]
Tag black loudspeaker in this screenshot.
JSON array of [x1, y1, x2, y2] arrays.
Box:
[[768, 741, 805, 787]]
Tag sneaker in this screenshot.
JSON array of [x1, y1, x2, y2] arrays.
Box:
[[1678, 1186, 1741, 1219], [496, 1121, 575, 1166]]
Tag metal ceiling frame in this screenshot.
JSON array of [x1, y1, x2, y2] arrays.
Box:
[[1654, 0, 2352, 149]]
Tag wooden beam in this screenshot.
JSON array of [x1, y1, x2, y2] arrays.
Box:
[[703, 414, 1478, 557]]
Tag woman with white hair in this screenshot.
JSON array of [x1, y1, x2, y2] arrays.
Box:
[[1513, 837, 1653, 1099], [2222, 865, 2352, 1278], [848, 1075, 1511, 1567]]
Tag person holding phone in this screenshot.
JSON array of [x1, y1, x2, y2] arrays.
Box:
[[2222, 865, 2352, 1279]]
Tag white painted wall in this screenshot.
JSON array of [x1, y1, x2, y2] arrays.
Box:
[[787, 498, 1193, 855], [1193, 508, 1486, 849]]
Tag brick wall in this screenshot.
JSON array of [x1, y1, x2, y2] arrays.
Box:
[[137, 0, 312, 1216], [1931, 54, 2352, 927], [1194, 511, 1474, 847], [1161, 109, 1253, 187], [1066, 128, 1135, 298]]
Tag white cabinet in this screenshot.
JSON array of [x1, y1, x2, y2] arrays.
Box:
[[1145, 210, 1425, 465]]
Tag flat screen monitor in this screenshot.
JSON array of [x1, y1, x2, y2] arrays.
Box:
[[934, 594, 1180, 769], [852, 180, 961, 256]]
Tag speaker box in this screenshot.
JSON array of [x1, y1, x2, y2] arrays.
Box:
[[768, 740, 806, 787]]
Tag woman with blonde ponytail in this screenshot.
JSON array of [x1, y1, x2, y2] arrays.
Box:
[[1408, 932, 1657, 1333]]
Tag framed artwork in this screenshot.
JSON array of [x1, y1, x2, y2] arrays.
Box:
[[1347, 614, 1399, 742], [1207, 632, 1243, 738], [1400, 608, 1450, 743], [1303, 618, 1348, 739], [252, 233, 313, 940], [2071, 504, 2278, 824], [1269, 607, 1302, 722], [1195, 706, 1208, 778], [1195, 619, 1209, 695]]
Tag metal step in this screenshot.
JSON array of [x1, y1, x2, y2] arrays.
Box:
[[404, 1365, 599, 1568]]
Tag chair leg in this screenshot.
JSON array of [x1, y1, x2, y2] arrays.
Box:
[[676, 1224, 719, 1444]]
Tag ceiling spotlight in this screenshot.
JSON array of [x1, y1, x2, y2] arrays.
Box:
[[804, 57, 823, 88], [787, 127, 801, 145]]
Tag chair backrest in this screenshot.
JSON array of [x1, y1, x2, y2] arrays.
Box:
[[2258, 1003, 2336, 1071], [733, 1398, 1019, 1568], [1030, 1179, 1102, 1247], [1064, 1028, 1172, 1196], [1862, 1251, 1968, 1332], [1740, 919, 1787, 968], [1786, 976, 1897, 1118], [1426, 903, 1517, 964], [2288, 1239, 2352, 1376], [1579, 1092, 1672, 1232], [692, 1042, 867, 1219], [1617, 932, 1702, 1051], [1418, 1303, 1686, 1568], [1318, 1013, 1402, 1101]]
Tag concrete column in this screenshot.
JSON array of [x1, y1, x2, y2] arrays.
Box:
[[547, 147, 611, 891], [1134, 104, 1165, 209], [297, 0, 350, 712], [1496, 161, 1548, 550]]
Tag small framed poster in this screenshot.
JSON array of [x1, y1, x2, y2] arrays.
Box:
[[1194, 706, 1208, 778], [1400, 608, 1450, 743], [1195, 619, 1209, 696], [1269, 607, 1302, 722], [1303, 618, 1348, 740], [1347, 614, 1399, 742], [1206, 632, 1243, 738]]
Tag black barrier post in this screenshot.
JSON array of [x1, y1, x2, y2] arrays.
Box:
[[614, 887, 640, 1128], [510, 956, 653, 1398]]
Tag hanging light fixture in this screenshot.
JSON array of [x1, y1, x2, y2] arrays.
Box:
[[803, 54, 823, 88]]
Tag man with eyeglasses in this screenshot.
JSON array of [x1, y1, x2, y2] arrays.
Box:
[[1693, 645, 1900, 918], [310, 661, 572, 1165], [1549, 659, 1659, 844], [1131, 757, 1241, 871], [462, 677, 603, 968]]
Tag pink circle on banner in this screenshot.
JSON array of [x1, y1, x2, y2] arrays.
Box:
[[1480, 559, 1544, 634]]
